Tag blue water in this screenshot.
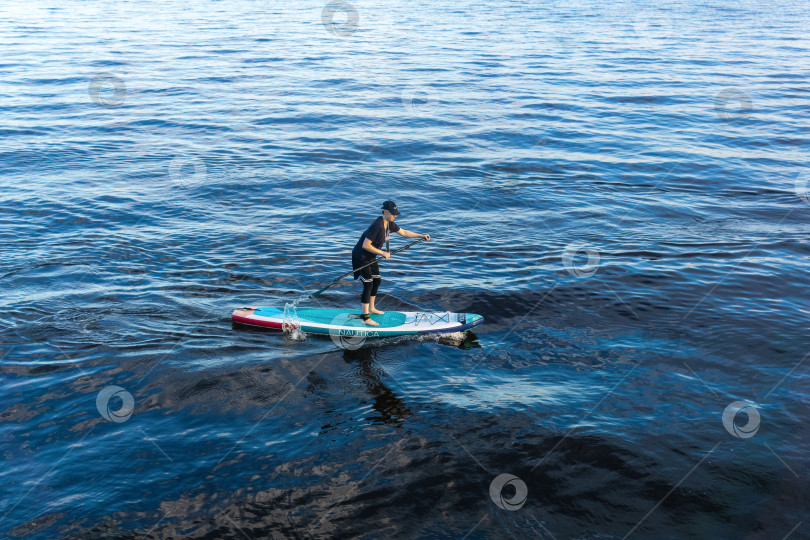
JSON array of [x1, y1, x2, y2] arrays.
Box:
[[2, 0, 809, 538]]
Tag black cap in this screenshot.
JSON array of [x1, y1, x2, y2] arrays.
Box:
[[381, 200, 400, 215]]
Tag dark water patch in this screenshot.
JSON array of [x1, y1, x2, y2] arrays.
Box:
[[243, 56, 288, 63], [20, 76, 88, 85], [198, 76, 237, 83], [90, 59, 129, 67]]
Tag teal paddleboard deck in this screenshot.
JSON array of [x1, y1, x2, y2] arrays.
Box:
[[232, 306, 484, 338]]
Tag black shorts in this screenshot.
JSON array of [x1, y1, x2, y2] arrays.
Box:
[[352, 252, 380, 282]]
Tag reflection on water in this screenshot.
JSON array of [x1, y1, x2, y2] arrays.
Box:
[[342, 347, 413, 426]]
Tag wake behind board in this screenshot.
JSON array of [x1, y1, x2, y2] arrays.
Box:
[[232, 307, 484, 338]]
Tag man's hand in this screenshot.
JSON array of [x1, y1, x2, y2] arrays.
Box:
[[382, 252, 391, 259], [423, 234, 430, 241]]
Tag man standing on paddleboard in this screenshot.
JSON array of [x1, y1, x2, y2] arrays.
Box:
[[352, 200, 430, 326]]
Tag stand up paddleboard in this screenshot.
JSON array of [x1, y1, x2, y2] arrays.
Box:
[[232, 307, 484, 338]]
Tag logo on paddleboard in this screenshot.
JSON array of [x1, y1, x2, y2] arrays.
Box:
[[329, 315, 377, 350], [489, 473, 528, 511], [337, 329, 379, 337], [96, 385, 135, 423]]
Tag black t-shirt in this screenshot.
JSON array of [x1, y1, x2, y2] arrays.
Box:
[[352, 216, 400, 261]]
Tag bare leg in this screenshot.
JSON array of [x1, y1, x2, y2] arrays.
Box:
[[369, 296, 384, 315], [361, 302, 379, 326]]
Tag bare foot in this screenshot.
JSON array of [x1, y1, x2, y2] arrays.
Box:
[[370, 308, 385, 315], [362, 318, 380, 326]]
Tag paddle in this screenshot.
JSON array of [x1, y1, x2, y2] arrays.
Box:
[[309, 237, 427, 298]]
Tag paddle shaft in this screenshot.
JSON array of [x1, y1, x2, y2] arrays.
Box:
[[309, 237, 427, 298]]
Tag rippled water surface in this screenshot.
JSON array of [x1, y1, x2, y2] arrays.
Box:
[[2, 0, 809, 538]]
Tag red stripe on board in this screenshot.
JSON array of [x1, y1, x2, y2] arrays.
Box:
[[231, 313, 284, 329]]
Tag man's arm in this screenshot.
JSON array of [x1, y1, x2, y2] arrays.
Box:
[[395, 229, 430, 241], [363, 238, 390, 258]]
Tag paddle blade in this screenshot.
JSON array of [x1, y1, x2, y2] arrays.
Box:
[[309, 284, 331, 298]]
